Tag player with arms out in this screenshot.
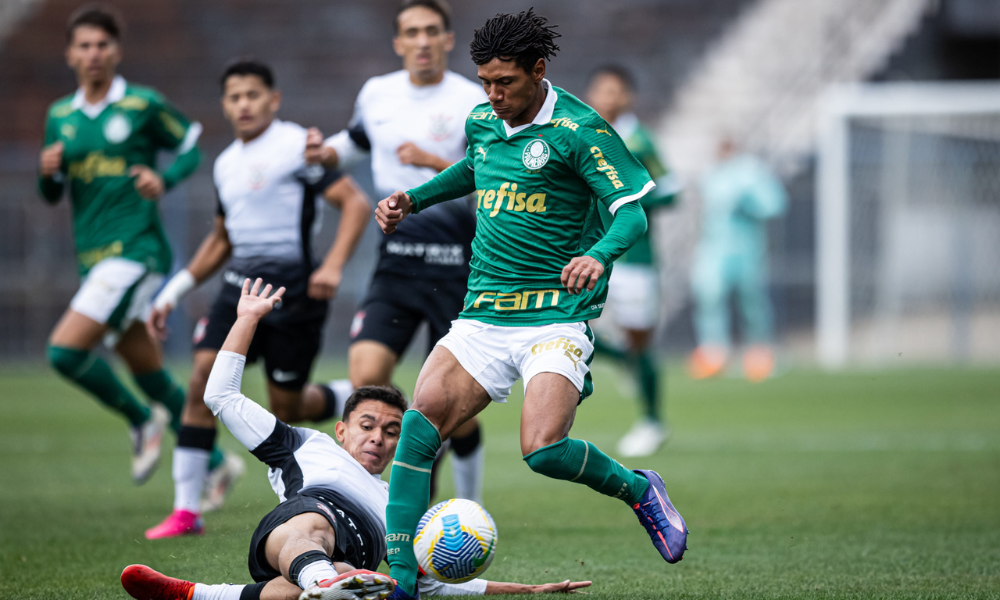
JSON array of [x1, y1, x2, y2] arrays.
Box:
[[305, 0, 487, 504], [121, 279, 590, 600], [144, 59, 371, 539], [376, 10, 689, 599], [585, 65, 681, 458], [38, 5, 204, 483]]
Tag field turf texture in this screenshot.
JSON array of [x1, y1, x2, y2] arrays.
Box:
[[1, 361, 998, 599]]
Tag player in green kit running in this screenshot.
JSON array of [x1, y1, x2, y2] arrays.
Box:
[[37, 6, 213, 484], [375, 10, 688, 598]]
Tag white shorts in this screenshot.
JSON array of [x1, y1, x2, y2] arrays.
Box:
[[70, 257, 164, 333], [436, 319, 595, 403], [602, 264, 659, 330]]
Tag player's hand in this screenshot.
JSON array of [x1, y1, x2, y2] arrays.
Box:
[[130, 165, 165, 199], [529, 580, 592, 594], [308, 265, 341, 300], [237, 278, 285, 321], [375, 191, 413, 234], [147, 305, 173, 341], [39, 142, 64, 177], [561, 256, 605, 295], [396, 142, 436, 169], [304, 127, 331, 165]]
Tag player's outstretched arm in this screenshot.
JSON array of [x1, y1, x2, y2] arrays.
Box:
[[220, 278, 285, 356], [148, 215, 233, 339], [310, 176, 371, 300], [420, 575, 592, 596]]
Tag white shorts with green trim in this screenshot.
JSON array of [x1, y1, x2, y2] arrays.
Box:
[[70, 257, 164, 333], [436, 319, 595, 403], [603, 264, 659, 330]]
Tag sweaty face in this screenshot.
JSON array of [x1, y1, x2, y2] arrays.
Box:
[[66, 26, 120, 85], [586, 73, 632, 124], [335, 400, 402, 475], [221, 75, 279, 141], [394, 6, 454, 83], [477, 57, 545, 126]]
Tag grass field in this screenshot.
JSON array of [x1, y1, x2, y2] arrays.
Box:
[[1, 360, 999, 599]]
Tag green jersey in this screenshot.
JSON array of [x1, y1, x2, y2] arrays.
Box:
[[407, 82, 654, 326], [605, 114, 678, 265], [38, 76, 202, 276]]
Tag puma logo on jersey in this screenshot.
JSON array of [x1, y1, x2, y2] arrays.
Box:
[[476, 146, 488, 160], [477, 182, 546, 217], [595, 127, 612, 136]]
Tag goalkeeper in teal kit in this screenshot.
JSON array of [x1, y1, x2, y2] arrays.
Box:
[[37, 7, 220, 484], [374, 10, 688, 599]]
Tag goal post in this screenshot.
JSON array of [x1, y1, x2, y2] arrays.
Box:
[[816, 82, 1000, 369]]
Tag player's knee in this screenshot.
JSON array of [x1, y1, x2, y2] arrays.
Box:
[[47, 345, 88, 379]]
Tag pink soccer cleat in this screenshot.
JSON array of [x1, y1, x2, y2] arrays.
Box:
[[145, 509, 204, 540]]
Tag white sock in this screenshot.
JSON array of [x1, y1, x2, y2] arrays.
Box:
[[192, 583, 244, 600], [451, 444, 485, 505], [327, 379, 354, 418], [298, 559, 338, 589], [174, 446, 210, 513]]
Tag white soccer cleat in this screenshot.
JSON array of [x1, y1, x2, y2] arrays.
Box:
[[299, 570, 395, 600], [130, 404, 170, 485], [617, 419, 668, 458], [200, 452, 246, 513]]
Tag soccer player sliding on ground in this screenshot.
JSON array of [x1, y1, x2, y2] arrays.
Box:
[[121, 278, 589, 600], [376, 10, 688, 599]]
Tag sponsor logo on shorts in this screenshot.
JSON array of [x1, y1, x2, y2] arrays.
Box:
[[350, 310, 365, 338], [470, 289, 559, 312], [192, 317, 208, 344], [272, 369, 298, 383], [385, 241, 464, 265], [531, 336, 586, 371], [315, 502, 336, 522], [385, 533, 411, 542]]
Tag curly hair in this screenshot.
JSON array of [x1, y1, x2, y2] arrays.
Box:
[[469, 8, 561, 73]]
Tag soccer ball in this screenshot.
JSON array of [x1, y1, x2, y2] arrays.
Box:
[[413, 498, 497, 583]]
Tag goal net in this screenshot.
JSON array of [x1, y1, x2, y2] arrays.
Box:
[[817, 82, 1000, 368]]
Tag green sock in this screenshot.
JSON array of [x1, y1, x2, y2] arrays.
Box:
[[386, 410, 441, 595], [47, 345, 151, 427], [635, 350, 661, 423], [134, 369, 186, 433], [208, 446, 225, 471], [524, 437, 650, 506]]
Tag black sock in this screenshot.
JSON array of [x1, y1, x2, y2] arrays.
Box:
[[239, 582, 267, 600], [314, 385, 338, 423], [177, 425, 216, 451], [450, 423, 481, 457]]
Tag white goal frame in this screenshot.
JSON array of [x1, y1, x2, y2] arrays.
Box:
[[816, 81, 1000, 369]]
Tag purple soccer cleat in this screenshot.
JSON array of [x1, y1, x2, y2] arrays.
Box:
[[631, 469, 688, 563]]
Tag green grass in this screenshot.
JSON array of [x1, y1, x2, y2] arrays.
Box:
[[1, 361, 999, 599]]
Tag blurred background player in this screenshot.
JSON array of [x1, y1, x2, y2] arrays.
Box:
[[38, 5, 203, 484], [688, 136, 787, 382], [143, 58, 371, 539], [305, 0, 487, 504], [585, 65, 680, 458]]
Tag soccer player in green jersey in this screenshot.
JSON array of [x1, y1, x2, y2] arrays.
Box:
[[37, 6, 205, 484], [585, 65, 681, 458], [374, 11, 688, 598]]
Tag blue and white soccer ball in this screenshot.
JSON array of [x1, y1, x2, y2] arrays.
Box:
[[413, 498, 497, 583]]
